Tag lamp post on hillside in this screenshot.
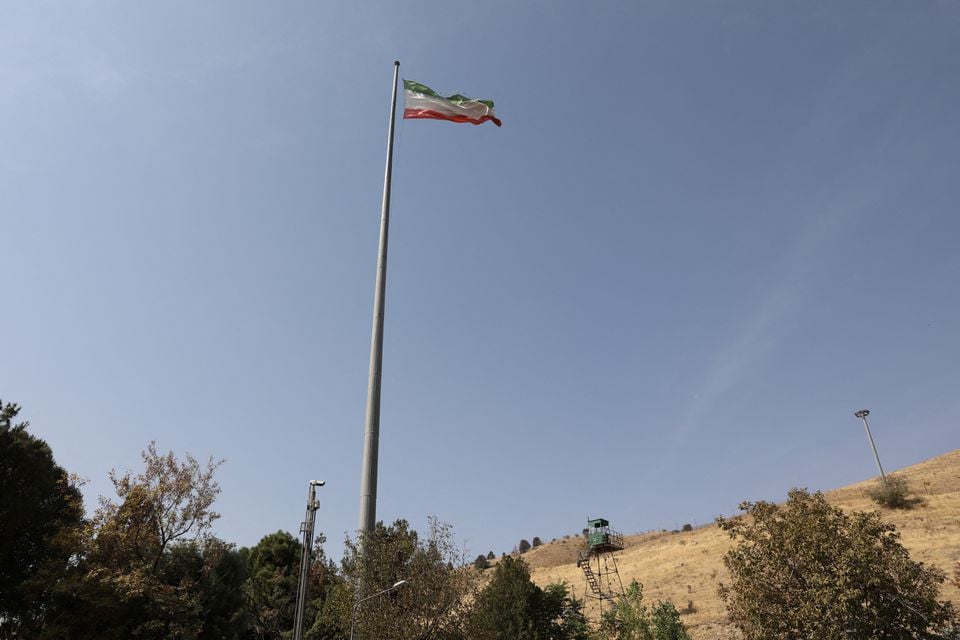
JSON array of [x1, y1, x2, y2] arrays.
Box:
[[854, 409, 886, 481], [350, 579, 409, 640]]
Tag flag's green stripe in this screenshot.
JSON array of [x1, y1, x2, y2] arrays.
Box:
[[403, 79, 495, 109]]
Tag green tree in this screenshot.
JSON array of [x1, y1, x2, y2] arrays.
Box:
[[0, 401, 85, 636], [598, 580, 652, 640], [597, 581, 690, 640], [240, 530, 340, 640], [38, 442, 227, 640], [650, 601, 690, 640], [467, 555, 587, 640], [160, 541, 250, 640], [341, 518, 475, 640], [717, 488, 956, 640], [242, 530, 300, 639]]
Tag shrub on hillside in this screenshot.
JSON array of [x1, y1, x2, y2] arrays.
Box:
[[681, 523, 693, 532], [518, 539, 531, 554], [866, 476, 921, 509], [717, 489, 956, 639], [474, 554, 490, 570], [598, 580, 691, 640], [532, 536, 542, 548], [486, 551, 495, 560], [652, 601, 691, 640]]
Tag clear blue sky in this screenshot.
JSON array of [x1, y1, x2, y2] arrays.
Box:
[[3, 2, 958, 561]]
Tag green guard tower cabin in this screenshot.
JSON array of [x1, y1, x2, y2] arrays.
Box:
[[577, 518, 625, 618]]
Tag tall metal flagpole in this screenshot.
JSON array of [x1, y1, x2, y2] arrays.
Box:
[[358, 61, 400, 534]]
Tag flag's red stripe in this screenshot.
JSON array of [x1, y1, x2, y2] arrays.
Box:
[[403, 108, 502, 127]]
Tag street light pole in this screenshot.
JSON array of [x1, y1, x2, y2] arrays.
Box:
[[854, 409, 886, 481], [293, 480, 325, 640], [350, 579, 409, 640]]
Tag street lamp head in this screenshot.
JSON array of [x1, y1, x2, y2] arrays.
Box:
[[310, 480, 326, 486], [854, 409, 870, 419]]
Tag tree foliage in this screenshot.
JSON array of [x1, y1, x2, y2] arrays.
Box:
[[599, 580, 652, 640], [341, 518, 475, 640], [865, 475, 921, 510], [467, 555, 588, 640], [34, 442, 230, 639], [0, 401, 85, 636], [717, 488, 956, 640], [594, 579, 693, 640], [649, 601, 690, 640], [97, 440, 224, 572], [243, 530, 301, 639]]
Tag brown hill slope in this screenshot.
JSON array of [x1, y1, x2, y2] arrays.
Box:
[[524, 449, 960, 640]]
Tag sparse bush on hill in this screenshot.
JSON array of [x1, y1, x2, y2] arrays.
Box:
[[532, 536, 542, 548], [519, 539, 531, 554], [651, 600, 691, 640], [681, 523, 692, 532], [598, 580, 691, 640], [474, 554, 490, 570], [486, 551, 495, 560], [866, 475, 921, 509], [717, 488, 956, 640]]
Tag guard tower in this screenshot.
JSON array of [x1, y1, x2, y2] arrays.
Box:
[[577, 518, 625, 617]]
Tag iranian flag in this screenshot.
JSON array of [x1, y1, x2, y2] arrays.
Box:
[[403, 79, 502, 127]]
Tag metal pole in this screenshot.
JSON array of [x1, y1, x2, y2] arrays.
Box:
[[293, 480, 324, 640], [854, 409, 886, 481], [359, 60, 400, 535]]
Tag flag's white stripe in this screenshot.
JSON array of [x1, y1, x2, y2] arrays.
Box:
[[404, 91, 496, 121]]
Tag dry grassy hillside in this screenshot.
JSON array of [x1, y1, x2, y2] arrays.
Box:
[[521, 450, 960, 640]]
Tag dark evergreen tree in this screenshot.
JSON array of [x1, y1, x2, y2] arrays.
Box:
[[467, 556, 588, 640], [0, 401, 84, 636]]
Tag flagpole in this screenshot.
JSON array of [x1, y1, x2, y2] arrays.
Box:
[[358, 60, 400, 535]]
